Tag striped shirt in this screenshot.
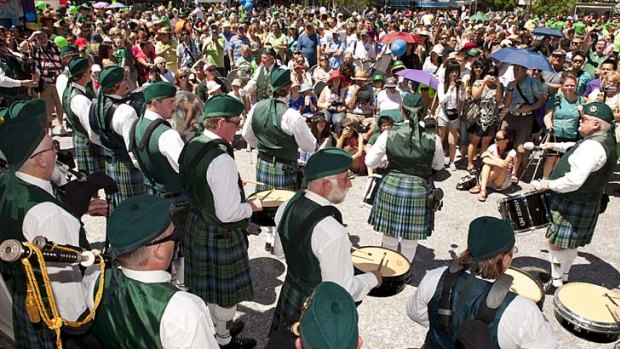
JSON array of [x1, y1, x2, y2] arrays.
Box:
[[32, 41, 62, 85]]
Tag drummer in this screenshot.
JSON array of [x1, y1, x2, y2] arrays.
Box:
[[268, 148, 381, 343], [179, 94, 263, 349], [407, 216, 559, 348], [538, 102, 617, 294]]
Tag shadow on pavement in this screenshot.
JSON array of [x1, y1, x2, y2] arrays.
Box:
[[408, 244, 454, 288], [250, 257, 285, 306]]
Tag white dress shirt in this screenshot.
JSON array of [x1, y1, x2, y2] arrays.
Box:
[[407, 266, 560, 349], [55, 73, 68, 101], [0, 65, 21, 88], [243, 62, 277, 95], [16, 171, 89, 322], [70, 83, 102, 146], [548, 131, 609, 193], [143, 110, 185, 173], [366, 127, 445, 171], [242, 97, 317, 153], [202, 130, 253, 223], [274, 191, 378, 302]]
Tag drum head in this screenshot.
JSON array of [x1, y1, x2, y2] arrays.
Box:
[[555, 283, 620, 327], [352, 246, 410, 277], [247, 190, 296, 208], [505, 268, 543, 304]]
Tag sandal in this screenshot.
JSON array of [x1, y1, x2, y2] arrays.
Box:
[[478, 191, 487, 202], [511, 175, 519, 184], [469, 184, 481, 194]]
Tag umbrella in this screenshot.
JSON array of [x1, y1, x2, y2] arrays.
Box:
[[395, 69, 439, 90], [380, 32, 423, 44], [489, 47, 553, 72], [532, 27, 564, 38], [470, 12, 490, 21], [92, 1, 109, 9], [107, 2, 126, 9]]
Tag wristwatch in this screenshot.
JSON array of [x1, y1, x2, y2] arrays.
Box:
[[507, 88, 514, 92]]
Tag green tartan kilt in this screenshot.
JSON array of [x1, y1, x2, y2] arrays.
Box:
[[104, 158, 146, 209], [73, 134, 106, 176], [270, 281, 308, 334], [11, 292, 57, 349], [255, 157, 299, 192], [368, 172, 434, 240], [184, 212, 253, 307], [546, 194, 600, 249]]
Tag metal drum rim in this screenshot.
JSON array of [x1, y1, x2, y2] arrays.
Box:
[[553, 288, 620, 334]]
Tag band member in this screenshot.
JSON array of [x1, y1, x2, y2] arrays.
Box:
[[0, 100, 99, 347], [408, 216, 559, 348], [179, 94, 263, 349], [538, 102, 617, 293], [242, 68, 316, 252], [89, 66, 145, 208], [244, 48, 281, 102], [365, 93, 444, 262], [270, 148, 381, 340], [56, 45, 80, 105], [63, 57, 106, 175], [90, 195, 219, 348]]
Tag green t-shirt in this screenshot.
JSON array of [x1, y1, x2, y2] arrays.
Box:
[[114, 47, 127, 66], [204, 37, 225, 68]]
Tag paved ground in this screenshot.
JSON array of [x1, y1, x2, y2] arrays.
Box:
[[2, 133, 619, 349]]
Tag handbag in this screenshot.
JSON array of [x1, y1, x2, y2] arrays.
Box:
[[463, 99, 480, 123], [445, 108, 459, 121]]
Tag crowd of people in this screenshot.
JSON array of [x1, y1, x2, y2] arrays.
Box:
[[0, 1, 619, 348]]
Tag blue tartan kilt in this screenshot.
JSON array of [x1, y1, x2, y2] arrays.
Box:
[[12, 292, 57, 349], [104, 158, 146, 209], [184, 212, 253, 307], [72, 134, 106, 176], [255, 158, 299, 192], [368, 172, 434, 240], [270, 281, 308, 334], [546, 194, 601, 249]]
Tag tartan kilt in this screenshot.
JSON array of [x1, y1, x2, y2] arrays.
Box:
[[184, 212, 253, 307], [12, 293, 57, 349], [72, 134, 106, 176], [546, 194, 600, 249], [255, 158, 299, 192], [368, 172, 434, 240], [270, 281, 307, 334], [104, 158, 146, 209]]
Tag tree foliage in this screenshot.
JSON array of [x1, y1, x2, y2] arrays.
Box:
[[475, 0, 519, 12], [532, 0, 578, 18]]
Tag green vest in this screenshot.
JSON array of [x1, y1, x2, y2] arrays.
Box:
[[550, 132, 617, 202], [133, 117, 182, 194], [62, 83, 89, 138], [252, 99, 298, 161], [386, 124, 435, 178], [92, 269, 177, 349], [179, 134, 247, 229], [256, 66, 271, 101]]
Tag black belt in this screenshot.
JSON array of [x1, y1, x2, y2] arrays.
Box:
[[258, 152, 297, 164], [164, 192, 184, 199]]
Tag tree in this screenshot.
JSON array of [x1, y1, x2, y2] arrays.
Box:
[[476, 0, 519, 12], [532, 0, 577, 17]]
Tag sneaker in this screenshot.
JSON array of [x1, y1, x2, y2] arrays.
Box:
[[230, 321, 245, 338], [448, 162, 457, 172], [219, 337, 257, 349], [54, 125, 69, 136]]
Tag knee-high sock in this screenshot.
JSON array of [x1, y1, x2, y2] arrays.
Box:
[[265, 227, 275, 245], [400, 239, 418, 263], [381, 235, 399, 252], [171, 256, 184, 285], [549, 249, 570, 287], [562, 249, 578, 282], [210, 304, 237, 346]]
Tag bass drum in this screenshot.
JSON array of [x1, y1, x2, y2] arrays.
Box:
[[352, 246, 411, 297], [171, 91, 204, 142], [505, 267, 544, 309], [246, 190, 296, 227], [554, 283, 620, 342]]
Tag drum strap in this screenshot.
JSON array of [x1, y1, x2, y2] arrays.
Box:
[[129, 118, 169, 153], [438, 263, 465, 333], [288, 206, 342, 247]]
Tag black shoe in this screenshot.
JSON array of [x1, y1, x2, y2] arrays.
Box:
[[264, 242, 272, 252], [542, 280, 558, 295], [230, 320, 245, 338], [538, 272, 551, 283], [219, 337, 257, 349]]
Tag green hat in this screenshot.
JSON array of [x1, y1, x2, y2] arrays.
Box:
[[68, 57, 89, 77], [99, 66, 125, 89], [77, 4, 90, 11], [178, 10, 186, 18], [392, 60, 405, 70], [583, 102, 615, 124], [467, 216, 515, 260], [60, 44, 79, 58], [299, 281, 358, 349], [107, 195, 172, 257], [0, 100, 47, 170], [402, 93, 425, 114], [199, 94, 244, 125], [372, 74, 385, 82], [260, 47, 277, 57], [271, 68, 291, 91], [303, 148, 352, 186], [468, 48, 481, 57], [144, 82, 177, 104]]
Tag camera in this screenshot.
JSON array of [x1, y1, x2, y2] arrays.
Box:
[[355, 122, 370, 134], [602, 86, 617, 93], [455, 79, 462, 87]]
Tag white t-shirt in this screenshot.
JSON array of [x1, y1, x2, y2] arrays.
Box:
[[487, 143, 517, 160]]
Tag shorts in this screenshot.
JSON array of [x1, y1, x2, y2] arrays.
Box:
[[489, 173, 512, 191]]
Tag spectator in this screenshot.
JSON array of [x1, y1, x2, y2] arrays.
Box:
[[318, 70, 347, 132], [154, 56, 174, 83], [436, 62, 465, 171], [336, 118, 366, 174], [155, 27, 178, 72], [571, 51, 592, 96], [469, 130, 516, 202], [313, 55, 331, 83], [228, 24, 251, 67], [299, 83, 318, 114], [297, 23, 321, 68], [174, 68, 193, 92], [377, 77, 403, 114], [176, 28, 200, 72]]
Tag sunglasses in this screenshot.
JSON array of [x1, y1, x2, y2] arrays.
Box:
[[206, 67, 216, 72], [573, 59, 584, 63], [225, 118, 242, 126], [146, 227, 180, 246]]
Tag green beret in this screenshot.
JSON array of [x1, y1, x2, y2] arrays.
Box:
[[402, 93, 424, 113], [144, 82, 177, 105], [199, 94, 244, 124], [467, 216, 515, 260], [271, 68, 291, 91], [0, 100, 47, 170], [260, 47, 277, 57], [68, 57, 89, 77], [107, 195, 172, 257], [299, 282, 358, 349], [583, 102, 615, 124], [99, 66, 125, 89], [304, 148, 352, 186], [60, 44, 79, 58]]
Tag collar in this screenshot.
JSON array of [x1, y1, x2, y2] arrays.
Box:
[[304, 190, 332, 206], [108, 94, 125, 100], [15, 171, 54, 196], [144, 109, 164, 121], [71, 82, 87, 93], [203, 129, 222, 140], [122, 268, 172, 283]]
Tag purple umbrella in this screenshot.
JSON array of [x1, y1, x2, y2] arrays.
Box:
[[395, 69, 439, 90], [92, 1, 110, 9]]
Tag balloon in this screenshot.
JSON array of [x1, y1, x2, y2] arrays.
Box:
[[25, 12, 36, 21], [244, 2, 253, 12], [69, 6, 78, 15], [391, 39, 407, 57], [239, 0, 246, 4], [54, 36, 68, 48], [36, 1, 46, 10]]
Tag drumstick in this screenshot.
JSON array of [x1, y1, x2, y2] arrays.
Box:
[[377, 252, 387, 272], [351, 247, 372, 256], [352, 254, 374, 261], [604, 293, 619, 306], [244, 179, 266, 186], [260, 188, 275, 201]]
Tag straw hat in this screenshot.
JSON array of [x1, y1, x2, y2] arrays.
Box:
[[351, 69, 370, 81]]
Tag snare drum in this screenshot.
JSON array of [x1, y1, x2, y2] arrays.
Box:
[[362, 174, 383, 207], [554, 283, 620, 342], [505, 267, 544, 309], [498, 190, 551, 233], [352, 246, 411, 297], [246, 190, 296, 226]]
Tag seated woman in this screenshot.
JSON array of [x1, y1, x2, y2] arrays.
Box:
[[469, 130, 516, 202], [365, 115, 394, 176], [317, 70, 347, 132], [336, 118, 366, 174], [299, 83, 318, 115], [311, 112, 335, 150]]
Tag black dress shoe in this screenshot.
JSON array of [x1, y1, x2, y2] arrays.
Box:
[[542, 280, 559, 295], [230, 320, 245, 338], [264, 242, 272, 252], [219, 337, 257, 349]]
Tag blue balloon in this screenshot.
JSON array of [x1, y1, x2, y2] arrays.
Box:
[[244, 2, 253, 11], [391, 39, 407, 57], [239, 0, 246, 4], [25, 12, 36, 22]]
